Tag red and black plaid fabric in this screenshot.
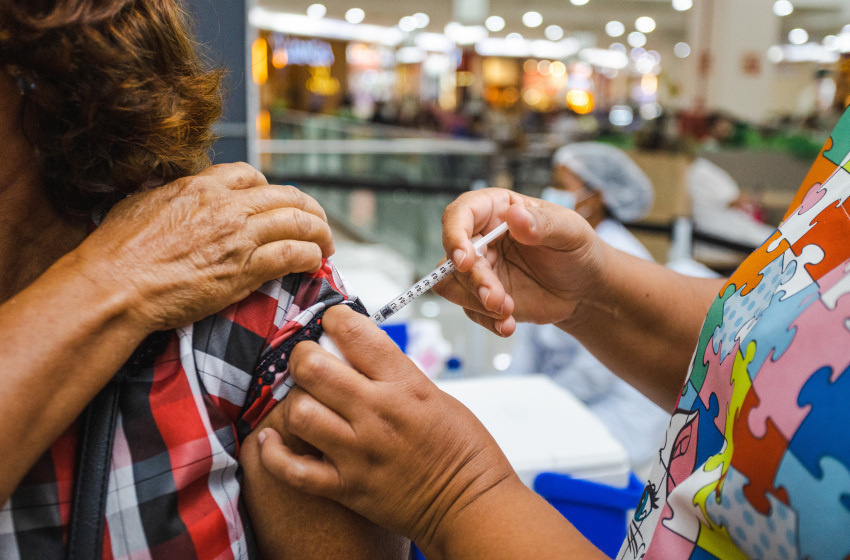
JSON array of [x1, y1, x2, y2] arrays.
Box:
[[0, 259, 364, 560]]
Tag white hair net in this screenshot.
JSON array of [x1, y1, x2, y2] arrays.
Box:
[[552, 142, 654, 223]]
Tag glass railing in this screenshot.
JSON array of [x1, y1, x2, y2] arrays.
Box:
[[257, 111, 498, 275], [259, 110, 496, 191]]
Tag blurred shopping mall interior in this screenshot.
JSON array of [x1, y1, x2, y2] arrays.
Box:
[[191, 0, 850, 379]]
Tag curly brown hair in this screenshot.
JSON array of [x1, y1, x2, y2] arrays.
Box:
[[0, 0, 224, 216]]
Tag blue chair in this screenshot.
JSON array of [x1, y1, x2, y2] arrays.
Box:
[[534, 471, 645, 558]]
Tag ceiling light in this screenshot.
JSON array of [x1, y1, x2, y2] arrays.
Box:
[[413, 13, 430, 28], [674, 42, 690, 58], [672, 0, 692, 11], [506, 32, 524, 42], [605, 21, 625, 37], [767, 45, 784, 63], [570, 0, 590, 5], [399, 16, 418, 32], [635, 17, 656, 33], [345, 8, 365, 24], [628, 31, 647, 47], [773, 0, 793, 17], [306, 4, 326, 19], [545, 25, 564, 41], [788, 28, 808, 45], [485, 15, 505, 32], [822, 35, 838, 51], [523, 11, 543, 28]]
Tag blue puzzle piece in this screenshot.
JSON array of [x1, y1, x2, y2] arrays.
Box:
[[789, 364, 850, 478], [693, 392, 724, 467], [679, 380, 700, 411], [713, 257, 790, 362], [688, 547, 720, 560], [776, 452, 850, 560], [740, 283, 819, 381]]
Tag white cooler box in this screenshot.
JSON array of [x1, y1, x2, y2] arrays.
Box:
[[436, 374, 631, 488]]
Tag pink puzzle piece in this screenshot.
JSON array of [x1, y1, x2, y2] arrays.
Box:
[[750, 259, 850, 440], [698, 336, 738, 436], [796, 182, 826, 216]]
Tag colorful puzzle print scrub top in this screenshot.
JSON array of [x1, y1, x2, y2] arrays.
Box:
[[618, 106, 850, 560]]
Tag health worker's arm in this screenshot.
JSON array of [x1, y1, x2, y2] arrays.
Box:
[[435, 188, 723, 410], [0, 164, 333, 506], [256, 306, 609, 560]]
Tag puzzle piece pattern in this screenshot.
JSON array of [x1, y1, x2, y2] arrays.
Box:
[[703, 466, 798, 560], [619, 110, 850, 560], [776, 453, 850, 560]]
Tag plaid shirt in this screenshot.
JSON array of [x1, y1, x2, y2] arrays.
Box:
[[0, 259, 363, 559]]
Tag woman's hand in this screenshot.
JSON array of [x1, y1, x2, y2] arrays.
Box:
[[256, 305, 518, 553], [435, 188, 606, 337], [73, 162, 334, 332]]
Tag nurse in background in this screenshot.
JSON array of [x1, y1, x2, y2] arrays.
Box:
[[509, 142, 669, 474]]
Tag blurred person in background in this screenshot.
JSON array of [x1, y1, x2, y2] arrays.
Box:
[[0, 1, 405, 558], [687, 155, 775, 250], [509, 142, 669, 474]]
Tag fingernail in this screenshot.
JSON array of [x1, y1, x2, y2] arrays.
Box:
[[500, 301, 505, 316], [495, 320, 503, 335], [257, 430, 267, 445], [479, 286, 490, 307], [453, 249, 466, 267]]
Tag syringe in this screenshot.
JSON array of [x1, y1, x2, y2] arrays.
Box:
[[371, 221, 509, 325]]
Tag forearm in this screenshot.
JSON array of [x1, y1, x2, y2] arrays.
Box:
[[564, 244, 724, 410], [423, 476, 607, 560], [0, 250, 147, 503]]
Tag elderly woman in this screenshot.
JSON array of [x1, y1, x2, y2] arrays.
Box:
[[0, 1, 404, 559]]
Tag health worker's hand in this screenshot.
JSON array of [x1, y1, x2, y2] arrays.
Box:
[[73, 162, 334, 332], [436, 188, 606, 337], [256, 305, 518, 553]]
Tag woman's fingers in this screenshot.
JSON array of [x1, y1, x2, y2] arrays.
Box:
[[442, 189, 519, 273], [246, 207, 334, 258], [288, 340, 372, 421], [258, 427, 341, 498], [319, 306, 427, 383], [247, 240, 324, 279], [243, 183, 329, 222], [463, 308, 517, 337], [433, 271, 513, 321], [281, 386, 356, 452], [506, 202, 591, 253]]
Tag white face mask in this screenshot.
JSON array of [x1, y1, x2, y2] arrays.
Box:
[[540, 187, 577, 210]]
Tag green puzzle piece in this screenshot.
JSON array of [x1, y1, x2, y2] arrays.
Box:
[[685, 284, 737, 396], [823, 106, 850, 168]]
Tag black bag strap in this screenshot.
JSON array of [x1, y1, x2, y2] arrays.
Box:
[[67, 366, 128, 560], [66, 332, 168, 560]]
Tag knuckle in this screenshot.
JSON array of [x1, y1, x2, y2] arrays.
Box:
[[277, 183, 302, 202], [288, 208, 312, 236], [328, 308, 368, 343], [232, 161, 259, 178], [287, 397, 317, 433], [277, 241, 297, 265], [286, 465, 310, 491], [290, 342, 322, 378]]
